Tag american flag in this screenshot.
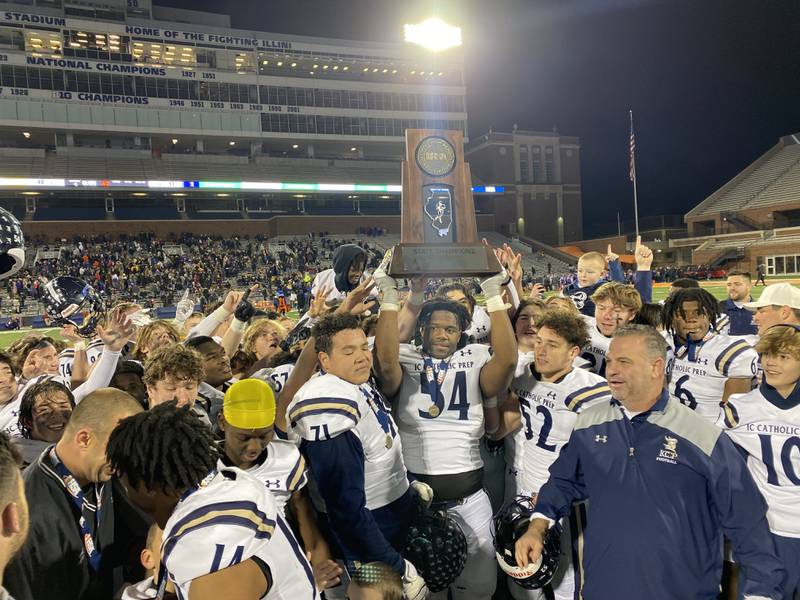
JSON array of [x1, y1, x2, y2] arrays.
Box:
[[629, 112, 636, 182]]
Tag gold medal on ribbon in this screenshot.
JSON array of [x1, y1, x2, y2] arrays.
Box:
[[385, 434, 393, 449], [429, 405, 440, 417]]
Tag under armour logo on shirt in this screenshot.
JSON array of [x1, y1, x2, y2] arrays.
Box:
[[595, 435, 608, 443]]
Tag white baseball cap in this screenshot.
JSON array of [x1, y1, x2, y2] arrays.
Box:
[[743, 283, 800, 310]]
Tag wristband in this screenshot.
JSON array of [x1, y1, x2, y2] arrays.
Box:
[[408, 291, 426, 306], [486, 295, 511, 313], [381, 287, 400, 307], [380, 303, 400, 313], [484, 396, 498, 408], [229, 318, 247, 334], [211, 305, 232, 323]]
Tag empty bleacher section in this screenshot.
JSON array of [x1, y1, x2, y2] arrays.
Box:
[[114, 199, 180, 220], [686, 133, 800, 230], [679, 132, 800, 274]]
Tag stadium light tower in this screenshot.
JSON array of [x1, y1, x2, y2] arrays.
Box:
[[404, 18, 462, 52]]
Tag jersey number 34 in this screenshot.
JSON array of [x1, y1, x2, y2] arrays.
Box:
[[418, 371, 470, 420]]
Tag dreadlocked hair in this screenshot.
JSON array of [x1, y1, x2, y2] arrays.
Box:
[[106, 401, 219, 495], [419, 300, 470, 332], [413, 299, 471, 347], [662, 288, 720, 334]]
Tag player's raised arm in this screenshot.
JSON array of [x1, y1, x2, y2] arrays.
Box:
[[372, 254, 404, 398], [478, 268, 517, 399], [397, 275, 427, 343]]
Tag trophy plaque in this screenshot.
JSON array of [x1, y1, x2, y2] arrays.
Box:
[[387, 129, 502, 276]]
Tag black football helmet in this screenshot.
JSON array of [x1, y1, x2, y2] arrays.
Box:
[[493, 495, 561, 590], [42, 276, 106, 338], [0, 206, 24, 280], [404, 508, 468, 593]]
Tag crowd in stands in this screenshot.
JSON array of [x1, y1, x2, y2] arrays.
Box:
[[3, 233, 386, 316], [1, 202, 798, 600]]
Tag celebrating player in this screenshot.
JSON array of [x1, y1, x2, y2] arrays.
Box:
[[108, 402, 317, 599], [581, 282, 642, 376], [718, 324, 800, 598], [663, 288, 758, 422], [217, 378, 341, 590], [286, 313, 427, 600], [499, 310, 610, 600], [373, 259, 517, 600]]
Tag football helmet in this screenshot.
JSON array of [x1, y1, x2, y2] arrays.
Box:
[[42, 276, 106, 338], [404, 508, 468, 593], [493, 495, 561, 590], [0, 206, 25, 280]]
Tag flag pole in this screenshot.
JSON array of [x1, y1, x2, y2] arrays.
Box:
[[629, 110, 640, 238]]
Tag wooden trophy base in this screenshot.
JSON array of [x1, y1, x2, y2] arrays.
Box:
[[387, 243, 502, 277]]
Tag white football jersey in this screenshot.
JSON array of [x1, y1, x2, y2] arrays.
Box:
[[511, 365, 611, 494], [288, 374, 408, 510], [394, 343, 492, 475], [467, 307, 491, 344], [504, 350, 535, 472], [580, 316, 611, 376], [219, 439, 307, 516], [667, 332, 758, 422], [0, 396, 21, 437], [162, 468, 316, 599], [59, 339, 133, 379], [718, 385, 800, 538], [266, 364, 295, 397], [311, 268, 377, 303], [714, 312, 759, 347]]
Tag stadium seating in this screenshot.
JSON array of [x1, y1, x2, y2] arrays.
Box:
[[688, 142, 800, 217]]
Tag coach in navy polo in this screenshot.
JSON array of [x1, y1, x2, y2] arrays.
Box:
[[515, 324, 783, 600]]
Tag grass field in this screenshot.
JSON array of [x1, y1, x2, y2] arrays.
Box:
[[1, 280, 797, 350]]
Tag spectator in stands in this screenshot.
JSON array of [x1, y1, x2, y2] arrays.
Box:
[[744, 283, 800, 335]]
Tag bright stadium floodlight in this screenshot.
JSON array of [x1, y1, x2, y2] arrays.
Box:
[[404, 18, 462, 52]]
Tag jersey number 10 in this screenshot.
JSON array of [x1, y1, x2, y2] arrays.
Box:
[[759, 434, 800, 486]]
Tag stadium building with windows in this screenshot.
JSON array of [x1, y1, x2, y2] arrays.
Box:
[[0, 0, 475, 228], [0, 0, 579, 286], [675, 133, 800, 277]]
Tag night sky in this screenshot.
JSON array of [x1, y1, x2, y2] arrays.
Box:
[[162, 0, 800, 237]]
